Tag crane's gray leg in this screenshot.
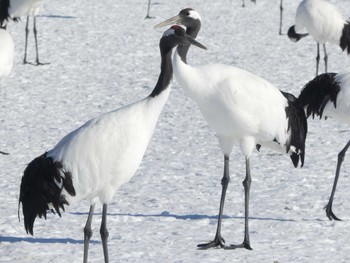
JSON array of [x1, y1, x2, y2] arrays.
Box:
[[83, 204, 95, 263], [0, 151, 9, 155], [242, 0, 245, 7], [145, 0, 154, 19], [225, 156, 252, 250], [279, 0, 283, 35], [33, 17, 48, 65], [323, 44, 328, 73], [316, 43, 320, 76], [325, 140, 350, 221], [23, 16, 30, 64], [100, 204, 109, 263], [198, 155, 230, 249]]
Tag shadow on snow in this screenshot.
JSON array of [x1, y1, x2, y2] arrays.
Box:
[[0, 236, 98, 244], [70, 211, 296, 222]]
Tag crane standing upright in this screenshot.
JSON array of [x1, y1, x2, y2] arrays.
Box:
[[19, 26, 206, 263], [155, 8, 307, 250], [288, 0, 350, 76], [0, 0, 47, 65]]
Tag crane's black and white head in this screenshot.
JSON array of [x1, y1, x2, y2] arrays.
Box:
[[154, 8, 201, 32], [160, 25, 206, 53]]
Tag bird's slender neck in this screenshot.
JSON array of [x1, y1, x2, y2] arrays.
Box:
[[149, 46, 173, 97], [178, 21, 201, 64]]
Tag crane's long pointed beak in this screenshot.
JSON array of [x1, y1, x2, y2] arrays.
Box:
[[154, 15, 182, 29], [185, 35, 207, 50]]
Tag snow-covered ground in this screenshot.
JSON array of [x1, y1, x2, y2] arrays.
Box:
[[1, 0, 350, 262]]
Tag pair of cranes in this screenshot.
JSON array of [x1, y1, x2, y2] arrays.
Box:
[[14, 0, 350, 262]]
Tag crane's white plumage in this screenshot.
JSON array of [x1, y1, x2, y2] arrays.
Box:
[[48, 94, 170, 205], [299, 71, 350, 221], [173, 56, 293, 156], [0, 28, 14, 84], [8, 0, 43, 17], [19, 25, 206, 263], [294, 0, 344, 44], [155, 8, 307, 250], [288, 0, 350, 75]]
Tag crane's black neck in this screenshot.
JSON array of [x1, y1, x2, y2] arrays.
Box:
[[177, 21, 201, 64], [149, 45, 173, 98]]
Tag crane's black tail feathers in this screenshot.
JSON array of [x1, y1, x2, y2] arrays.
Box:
[[287, 25, 309, 42], [340, 22, 350, 54], [19, 152, 76, 235], [0, 0, 19, 29], [282, 92, 308, 168], [298, 73, 340, 119]]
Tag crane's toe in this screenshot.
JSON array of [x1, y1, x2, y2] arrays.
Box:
[[223, 242, 253, 250], [197, 235, 226, 249], [324, 204, 342, 221]]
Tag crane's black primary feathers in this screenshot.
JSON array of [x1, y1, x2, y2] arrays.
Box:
[[0, 0, 19, 28], [340, 22, 350, 54], [19, 152, 76, 235], [282, 91, 308, 168], [298, 73, 340, 119]]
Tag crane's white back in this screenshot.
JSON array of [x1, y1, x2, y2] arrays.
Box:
[[48, 90, 170, 205]]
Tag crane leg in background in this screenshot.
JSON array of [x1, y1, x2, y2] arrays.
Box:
[[23, 16, 30, 64], [145, 0, 154, 19], [316, 43, 320, 76], [33, 17, 48, 65], [323, 44, 328, 73], [324, 140, 350, 221], [279, 0, 283, 35]]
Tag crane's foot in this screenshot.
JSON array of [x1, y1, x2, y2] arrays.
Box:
[[35, 61, 50, 66], [197, 235, 226, 249], [223, 241, 252, 250], [145, 15, 155, 19], [0, 151, 9, 155], [23, 60, 50, 66], [324, 203, 341, 221], [198, 236, 252, 250]]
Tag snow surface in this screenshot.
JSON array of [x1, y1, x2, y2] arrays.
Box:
[[1, 0, 350, 262]]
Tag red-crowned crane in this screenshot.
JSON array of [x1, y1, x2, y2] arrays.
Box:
[[0, 0, 47, 65], [298, 72, 350, 221], [288, 0, 350, 76], [155, 8, 307, 250], [18, 26, 206, 263]]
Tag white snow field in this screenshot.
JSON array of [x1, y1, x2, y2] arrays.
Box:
[[1, 0, 350, 262]]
